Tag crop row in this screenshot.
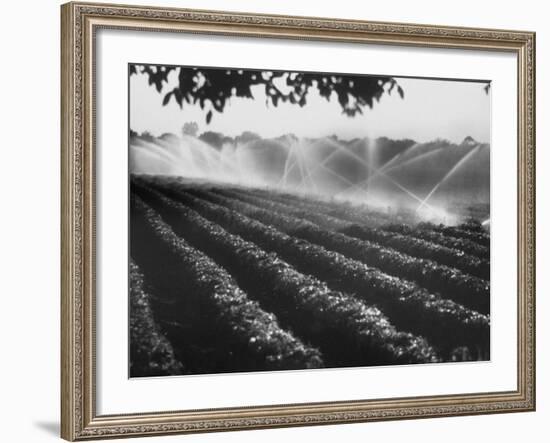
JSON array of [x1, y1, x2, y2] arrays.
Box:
[[200, 186, 490, 315], [218, 188, 490, 259], [222, 187, 489, 280], [382, 223, 489, 260], [219, 187, 350, 230], [339, 225, 489, 280], [458, 221, 488, 234], [134, 180, 441, 366], [129, 260, 185, 377], [221, 187, 349, 231], [134, 180, 439, 366], [245, 186, 394, 227], [418, 222, 490, 247], [146, 177, 489, 359], [131, 194, 324, 373]]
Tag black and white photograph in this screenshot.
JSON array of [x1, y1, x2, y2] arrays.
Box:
[[128, 63, 491, 378]]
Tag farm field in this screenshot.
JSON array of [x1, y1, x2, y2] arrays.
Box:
[[129, 174, 490, 377]]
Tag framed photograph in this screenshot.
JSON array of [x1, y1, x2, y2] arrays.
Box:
[[61, 1, 536, 440]]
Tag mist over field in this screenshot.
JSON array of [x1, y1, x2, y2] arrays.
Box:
[[130, 130, 490, 224]]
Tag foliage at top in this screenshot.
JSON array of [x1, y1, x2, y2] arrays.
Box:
[[130, 64, 403, 124]]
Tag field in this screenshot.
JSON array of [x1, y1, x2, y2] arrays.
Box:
[[129, 174, 490, 377]]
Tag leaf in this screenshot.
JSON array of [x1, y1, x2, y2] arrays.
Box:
[[338, 92, 348, 108], [206, 110, 213, 124], [155, 78, 162, 93], [162, 92, 172, 106], [397, 85, 404, 99], [174, 90, 183, 107]]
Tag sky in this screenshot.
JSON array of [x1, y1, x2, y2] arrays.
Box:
[[129, 67, 490, 144]]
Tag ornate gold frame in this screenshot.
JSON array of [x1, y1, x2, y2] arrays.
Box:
[[61, 1, 536, 440]]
